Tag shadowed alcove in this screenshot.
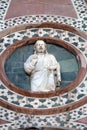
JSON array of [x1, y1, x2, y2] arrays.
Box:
[[5, 43, 79, 91]]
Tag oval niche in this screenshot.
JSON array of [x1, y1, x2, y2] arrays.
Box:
[[0, 37, 86, 98]]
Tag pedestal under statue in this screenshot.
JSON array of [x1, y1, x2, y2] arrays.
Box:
[[24, 40, 61, 92]]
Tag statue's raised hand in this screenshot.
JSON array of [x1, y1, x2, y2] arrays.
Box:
[[31, 54, 38, 66]]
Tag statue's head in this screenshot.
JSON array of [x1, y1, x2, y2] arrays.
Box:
[[34, 40, 47, 53]]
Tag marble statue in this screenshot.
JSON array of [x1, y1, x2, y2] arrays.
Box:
[[24, 40, 61, 92]]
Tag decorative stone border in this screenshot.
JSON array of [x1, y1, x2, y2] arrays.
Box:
[[0, 37, 86, 98], [0, 96, 87, 115], [0, 103, 87, 129], [0, 22, 87, 115], [0, 0, 11, 20], [0, 0, 87, 129], [72, 0, 87, 20], [0, 15, 84, 31], [0, 22, 87, 98], [0, 22, 87, 40], [0, 23, 87, 120]]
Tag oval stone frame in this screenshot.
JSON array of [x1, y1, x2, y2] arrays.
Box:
[[0, 37, 86, 98]]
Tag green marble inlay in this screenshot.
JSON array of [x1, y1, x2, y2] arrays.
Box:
[[60, 59, 79, 72], [46, 122, 52, 126], [39, 99, 46, 103], [38, 105, 48, 108], [68, 32, 75, 37], [0, 85, 5, 89], [7, 34, 15, 38], [23, 36, 29, 39], [24, 104, 33, 108], [72, 42, 78, 46], [17, 95, 23, 100], [1, 96, 8, 100], [7, 126, 12, 130], [80, 83, 85, 88], [79, 37, 85, 42], [12, 101, 19, 105], [77, 94, 85, 99], [66, 99, 74, 104], [28, 98, 35, 102], [19, 30, 27, 34], [7, 91, 13, 95], [56, 117, 61, 122], [52, 103, 60, 107], [51, 97, 57, 102]]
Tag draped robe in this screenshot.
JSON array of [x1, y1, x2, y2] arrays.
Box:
[[24, 53, 61, 92]]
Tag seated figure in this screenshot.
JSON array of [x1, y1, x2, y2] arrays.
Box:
[[24, 40, 61, 92]]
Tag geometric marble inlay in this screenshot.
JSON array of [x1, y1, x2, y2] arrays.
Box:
[[0, 0, 87, 129], [1, 35, 86, 99]]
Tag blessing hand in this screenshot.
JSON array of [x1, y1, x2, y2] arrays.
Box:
[[31, 54, 38, 66]]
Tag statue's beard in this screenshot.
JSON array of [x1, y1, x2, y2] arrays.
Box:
[[39, 49, 44, 53], [36, 49, 46, 53], [37, 47, 46, 53]]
